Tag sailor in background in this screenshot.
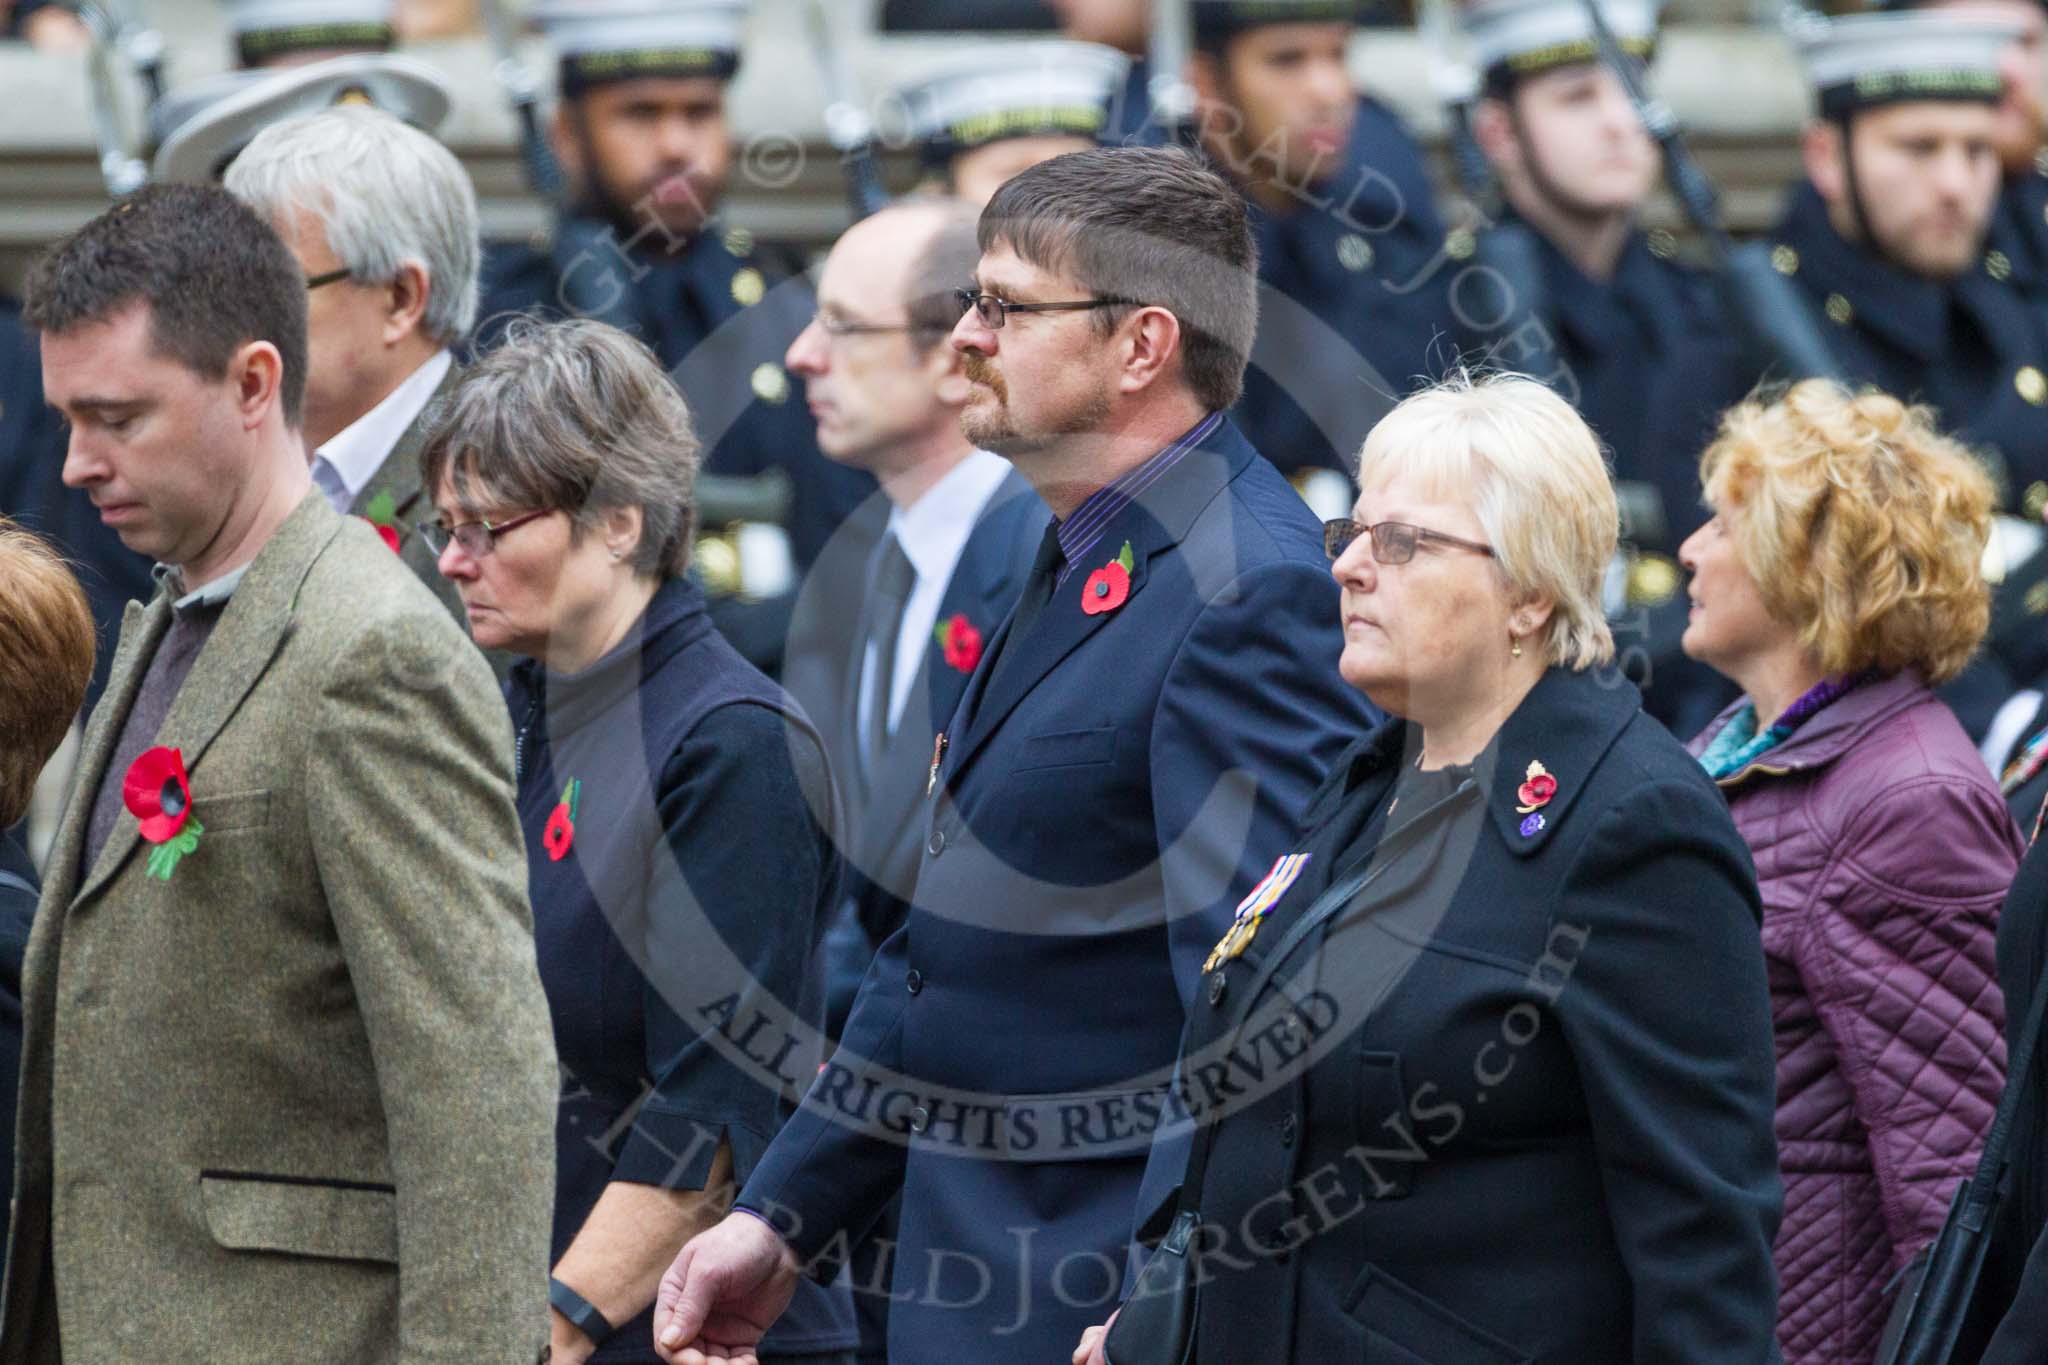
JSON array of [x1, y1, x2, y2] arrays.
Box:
[[894, 40, 1131, 207], [475, 0, 873, 673], [1772, 9, 2048, 736], [1458, 0, 1746, 735], [1186, 0, 1453, 486]]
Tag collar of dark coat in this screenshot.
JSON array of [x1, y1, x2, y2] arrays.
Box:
[[347, 361, 463, 530], [943, 418, 1253, 772], [1775, 182, 1957, 363], [1687, 667, 1929, 789], [1339, 666, 1642, 857], [1512, 211, 1700, 356], [506, 576, 715, 738]]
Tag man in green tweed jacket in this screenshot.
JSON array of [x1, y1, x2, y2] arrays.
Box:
[[0, 185, 557, 1363]]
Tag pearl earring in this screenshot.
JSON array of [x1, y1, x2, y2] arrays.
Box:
[[1511, 633, 1523, 659]]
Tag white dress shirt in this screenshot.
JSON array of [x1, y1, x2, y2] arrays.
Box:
[[858, 449, 1013, 740], [309, 349, 454, 513]]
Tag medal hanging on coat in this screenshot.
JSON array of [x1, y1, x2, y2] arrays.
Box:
[[1203, 853, 1312, 972]]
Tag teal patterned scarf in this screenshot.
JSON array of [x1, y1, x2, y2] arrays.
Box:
[[1697, 670, 1880, 781]]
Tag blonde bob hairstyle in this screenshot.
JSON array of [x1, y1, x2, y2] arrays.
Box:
[[1698, 379, 1994, 687], [1355, 371, 1617, 670]]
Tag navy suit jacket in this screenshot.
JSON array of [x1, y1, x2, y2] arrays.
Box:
[[738, 417, 1376, 1364], [783, 469, 1049, 1035]]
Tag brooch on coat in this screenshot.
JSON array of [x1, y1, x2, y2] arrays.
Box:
[[1203, 853, 1313, 972], [1080, 542, 1136, 617], [934, 614, 984, 674], [544, 778, 582, 862], [124, 746, 204, 880], [1515, 759, 1558, 837]]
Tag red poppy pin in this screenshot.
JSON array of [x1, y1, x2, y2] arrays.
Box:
[[359, 491, 402, 554], [1081, 541, 1136, 617], [1515, 760, 1558, 815], [934, 614, 984, 674], [543, 778, 582, 862], [123, 746, 204, 880]]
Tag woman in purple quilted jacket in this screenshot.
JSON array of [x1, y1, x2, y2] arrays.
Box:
[[1680, 378, 2023, 1364]]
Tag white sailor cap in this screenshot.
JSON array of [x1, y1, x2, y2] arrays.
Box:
[[221, 0, 395, 67], [532, 0, 753, 96], [895, 41, 1131, 166], [1189, 0, 1369, 46], [1463, 0, 1661, 89], [151, 53, 451, 184], [1794, 10, 2019, 117]]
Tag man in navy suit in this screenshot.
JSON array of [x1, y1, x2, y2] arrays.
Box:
[[652, 146, 1374, 1365], [780, 199, 1048, 1363]]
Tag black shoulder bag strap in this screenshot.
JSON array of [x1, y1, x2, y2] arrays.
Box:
[[1104, 778, 1480, 1365], [1877, 935, 2048, 1365]]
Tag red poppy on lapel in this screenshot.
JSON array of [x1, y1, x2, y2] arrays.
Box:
[[1515, 760, 1557, 815], [124, 746, 205, 879], [935, 614, 983, 673], [361, 519, 402, 554], [1081, 541, 1136, 617], [544, 778, 582, 862]]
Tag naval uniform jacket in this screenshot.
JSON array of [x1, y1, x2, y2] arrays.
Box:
[[1229, 97, 1457, 477], [1770, 183, 2048, 505], [1147, 665, 1783, 1364], [736, 416, 1375, 1364]]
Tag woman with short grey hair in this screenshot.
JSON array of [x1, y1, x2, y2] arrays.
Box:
[[418, 318, 858, 1364], [1080, 372, 1781, 1365]]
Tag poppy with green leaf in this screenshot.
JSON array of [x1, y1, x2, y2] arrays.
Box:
[[123, 746, 204, 881]]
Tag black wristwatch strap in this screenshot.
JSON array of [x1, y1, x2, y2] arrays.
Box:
[[548, 1276, 616, 1346]]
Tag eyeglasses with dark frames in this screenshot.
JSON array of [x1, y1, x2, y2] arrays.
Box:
[[953, 288, 1137, 330], [1323, 518, 1496, 565], [305, 267, 354, 291], [417, 508, 552, 559]]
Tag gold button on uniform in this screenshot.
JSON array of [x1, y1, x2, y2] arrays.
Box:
[[1336, 234, 1374, 272], [1647, 228, 1677, 260], [1824, 293, 1853, 325], [730, 267, 765, 308], [2026, 481, 2048, 521], [1445, 227, 1476, 261], [1987, 250, 2013, 282], [2018, 366, 2047, 406], [723, 227, 755, 258], [751, 362, 790, 404], [1770, 245, 1799, 275]]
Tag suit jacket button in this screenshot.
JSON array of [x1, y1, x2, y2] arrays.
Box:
[[909, 1105, 931, 1134], [906, 969, 924, 995], [927, 828, 946, 857], [1279, 1114, 1298, 1147], [1208, 971, 1227, 1007]]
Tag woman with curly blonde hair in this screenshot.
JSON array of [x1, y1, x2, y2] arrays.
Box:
[[1680, 378, 2022, 1365]]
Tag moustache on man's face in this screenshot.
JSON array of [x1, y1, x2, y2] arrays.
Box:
[[962, 354, 1007, 400]]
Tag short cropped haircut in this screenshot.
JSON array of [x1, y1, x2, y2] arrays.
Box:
[[979, 146, 1258, 412], [1356, 371, 1619, 670], [23, 183, 308, 427], [418, 318, 701, 580], [0, 520, 95, 830], [226, 106, 482, 346], [1700, 379, 1994, 686]]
